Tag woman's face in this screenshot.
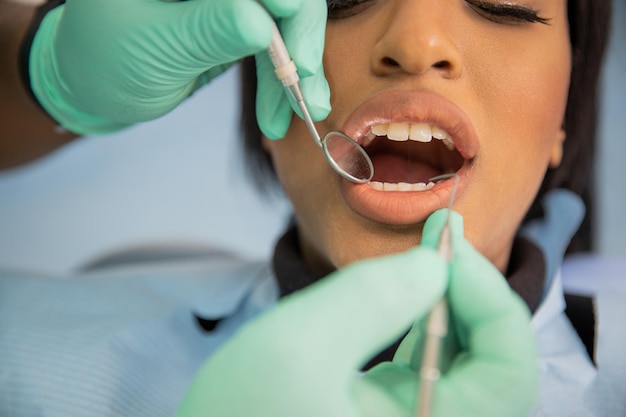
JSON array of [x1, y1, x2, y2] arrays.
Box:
[[264, 0, 571, 275]]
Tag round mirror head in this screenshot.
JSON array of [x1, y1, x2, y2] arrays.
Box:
[[322, 132, 374, 184]]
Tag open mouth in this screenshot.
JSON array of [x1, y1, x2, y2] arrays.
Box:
[[360, 122, 465, 191], [337, 91, 477, 224]]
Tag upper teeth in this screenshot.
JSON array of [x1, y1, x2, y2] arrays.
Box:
[[364, 123, 455, 150]]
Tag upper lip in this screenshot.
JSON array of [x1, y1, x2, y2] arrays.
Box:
[[340, 90, 479, 160]]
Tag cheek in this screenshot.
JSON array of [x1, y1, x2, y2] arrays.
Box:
[[324, 25, 375, 108], [264, 121, 340, 263], [477, 26, 571, 145], [265, 122, 325, 208], [461, 32, 571, 267]]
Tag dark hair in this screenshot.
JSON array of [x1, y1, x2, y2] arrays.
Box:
[[239, 0, 613, 251], [531, 0, 612, 252], [239, 56, 276, 193]]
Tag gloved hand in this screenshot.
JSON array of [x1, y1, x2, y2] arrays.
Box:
[[357, 210, 538, 417], [28, 0, 330, 137], [174, 210, 538, 417]]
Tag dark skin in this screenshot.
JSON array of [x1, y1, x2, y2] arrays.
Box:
[[0, 0, 77, 170]]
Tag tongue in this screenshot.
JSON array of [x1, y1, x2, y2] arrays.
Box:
[[370, 153, 440, 183]]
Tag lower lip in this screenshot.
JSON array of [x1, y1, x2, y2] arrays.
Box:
[[340, 171, 465, 225]]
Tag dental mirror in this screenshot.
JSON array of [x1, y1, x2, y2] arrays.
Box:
[[287, 84, 374, 183], [264, 20, 375, 184], [320, 132, 374, 184], [286, 77, 374, 183], [290, 86, 374, 183], [322, 132, 374, 183]]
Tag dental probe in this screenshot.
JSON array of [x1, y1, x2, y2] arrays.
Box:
[[264, 19, 374, 183], [416, 174, 459, 417]]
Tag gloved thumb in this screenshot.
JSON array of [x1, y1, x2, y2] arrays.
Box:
[[392, 209, 463, 368], [420, 209, 464, 249], [177, 248, 448, 417], [259, 248, 447, 374]]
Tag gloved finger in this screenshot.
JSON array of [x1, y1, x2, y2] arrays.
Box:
[[256, 58, 330, 139], [278, 0, 332, 127], [255, 52, 294, 139], [393, 310, 461, 375], [364, 214, 537, 417], [360, 345, 536, 417], [277, 0, 327, 77], [420, 209, 464, 249], [353, 363, 413, 417], [448, 235, 534, 360], [366, 250, 537, 417], [434, 236, 537, 416], [262, 0, 303, 18], [247, 247, 448, 378], [299, 68, 332, 121], [178, 249, 448, 417], [192, 63, 234, 92], [253, 0, 325, 77], [177, 0, 275, 67], [393, 209, 463, 367]]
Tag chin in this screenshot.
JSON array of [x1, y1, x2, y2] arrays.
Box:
[[328, 230, 422, 269]]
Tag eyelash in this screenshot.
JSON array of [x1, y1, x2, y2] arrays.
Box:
[[326, 0, 549, 25], [326, 0, 373, 19], [465, 0, 549, 25]]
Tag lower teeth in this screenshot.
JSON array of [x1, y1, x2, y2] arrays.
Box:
[[368, 181, 435, 192]]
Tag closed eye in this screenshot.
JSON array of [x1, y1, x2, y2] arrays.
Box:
[[327, 0, 375, 19], [465, 0, 550, 25]]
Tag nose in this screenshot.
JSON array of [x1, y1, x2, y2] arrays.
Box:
[[371, 1, 463, 79]]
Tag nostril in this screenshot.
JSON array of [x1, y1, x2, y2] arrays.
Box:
[[378, 56, 456, 76], [382, 57, 400, 67]]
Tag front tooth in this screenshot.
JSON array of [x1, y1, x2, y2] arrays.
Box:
[[383, 182, 398, 191], [371, 124, 388, 136], [409, 123, 432, 142], [397, 182, 412, 191], [386, 123, 410, 141], [367, 181, 437, 192], [369, 181, 384, 190]]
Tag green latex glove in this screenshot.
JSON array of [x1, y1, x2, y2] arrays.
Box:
[[358, 210, 539, 417], [175, 245, 447, 417], [29, 0, 330, 137], [174, 211, 538, 417]]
